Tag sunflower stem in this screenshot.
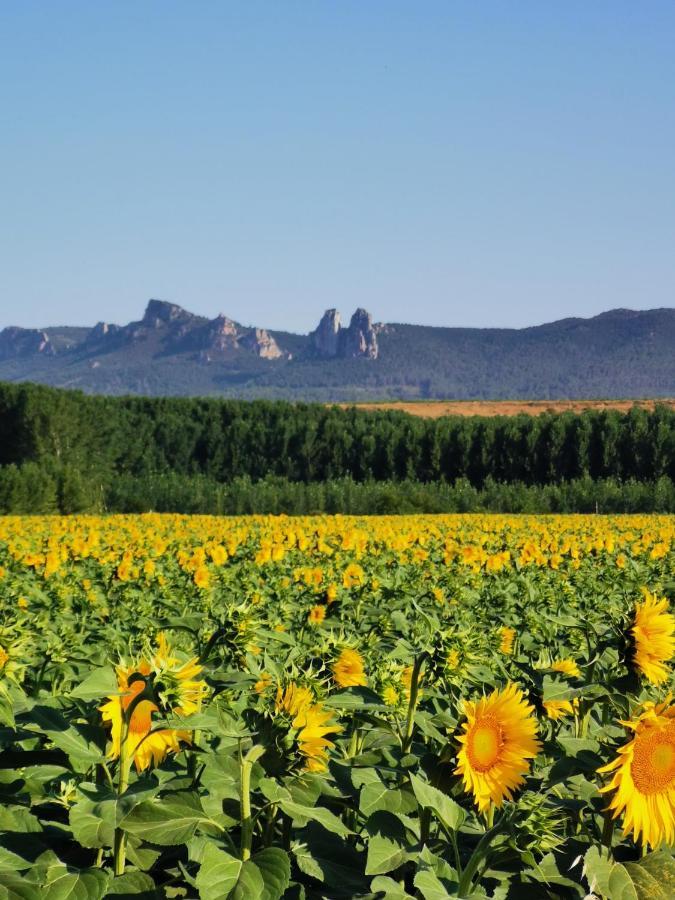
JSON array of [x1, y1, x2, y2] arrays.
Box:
[[456, 819, 502, 896], [112, 675, 154, 878], [240, 744, 266, 861], [112, 715, 132, 876]]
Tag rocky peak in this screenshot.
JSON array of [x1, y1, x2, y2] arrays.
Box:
[[0, 327, 55, 359], [310, 308, 379, 359], [311, 309, 342, 357], [342, 308, 378, 359], [87, 321, 120, 342], [142, 299, 194, 327], [238, 328, 283, 359], [205, 314, 239, 351]]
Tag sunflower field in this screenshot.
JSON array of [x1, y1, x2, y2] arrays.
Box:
[[0, 513, 673, 899]]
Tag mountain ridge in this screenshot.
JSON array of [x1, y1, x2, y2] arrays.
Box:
[[0, 300, 673, 401]]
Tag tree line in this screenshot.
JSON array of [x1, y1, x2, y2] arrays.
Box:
[[0, 382, 673, 513]]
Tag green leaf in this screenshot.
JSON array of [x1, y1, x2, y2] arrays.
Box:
[[542, 676, 575, 703], [69, 667, 118, 701], [365, 812, 409, 876], [623, 864, 668, 900], [636, 851, 675, 895], [70, 781, 159, 849], [24, 705, 102, 769], [252, 848, 290, 900], [104, 872, 160, 898], [41, 866, 109, 900], [370, 875, 415, 899], [196, 844, 242, 900], [323, 688, 388, 711], [412, 870, 454, 900], [120, 793, 211, 845], [360, 780, 403, 817], [409, 774, 466, 832], [583, 846, 638, 900], [277, 799, 352, 837]]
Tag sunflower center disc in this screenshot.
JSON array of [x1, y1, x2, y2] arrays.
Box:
[[468, 717, 503, 771], [631, 728, 675, 795]]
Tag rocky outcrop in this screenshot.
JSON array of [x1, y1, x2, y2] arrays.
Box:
[[205, 315, 239, 351], [0, 327, 55, 358], [310, 308, 379, 359], [238, 328, 283, 359], [311, 309, 342, 357], [87, 322, 120, 342], [341, 308, 378, 359], [142, 299, 194, 326]]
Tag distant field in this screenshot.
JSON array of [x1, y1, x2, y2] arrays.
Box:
[[340, 398, 675, 418]]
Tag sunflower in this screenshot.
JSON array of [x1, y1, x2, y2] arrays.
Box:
[[631, 590, 675, 684], [543, 698, 578, 720], [275, 683, 341, 772], [455, 682, 541, 813], [598, 696, 675, 849], [499, 627, 516, 655], [100, 633, 207, 772], [307, 605, 326, 626], [332, 648, 367, 688], [551, 658, 581, 679]]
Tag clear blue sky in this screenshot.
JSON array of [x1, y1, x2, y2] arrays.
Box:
[[1, 2, 674, 333]]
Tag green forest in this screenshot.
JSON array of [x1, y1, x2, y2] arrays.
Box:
[[0, 382, 673, 513]]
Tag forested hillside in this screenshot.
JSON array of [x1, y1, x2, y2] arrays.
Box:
[[0, 302, 673, 400], [0, 382, 673, 513]]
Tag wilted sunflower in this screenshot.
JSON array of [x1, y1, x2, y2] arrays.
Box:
[[455, 682, 541, 813], [631, 590, 675, 685], [100, 633, 207, 772], [598, 696, 675, 849], [332, 648, 367, 688], [275, 683, 341, 772]]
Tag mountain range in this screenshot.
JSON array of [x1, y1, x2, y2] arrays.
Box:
[[0, 300, 673, 401]]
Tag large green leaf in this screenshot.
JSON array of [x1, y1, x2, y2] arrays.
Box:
[[196, 844, 243, 900], [583, 846, 638, 900], [365, 812, 410, 876], [409, 774, 466, 832], [40, 865, 109, 900], [120, 793, 211, 845], [68, 667, 118, 701], [23, 705, 103, 769]]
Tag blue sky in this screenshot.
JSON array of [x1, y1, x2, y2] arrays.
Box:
[[1, 2, 674, 333]]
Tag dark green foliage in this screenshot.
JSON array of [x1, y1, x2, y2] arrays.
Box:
[[0, 382, 673, 513]]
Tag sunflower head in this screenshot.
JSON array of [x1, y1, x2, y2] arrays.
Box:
[[543, 698, 578, 720], [598, 695, 675, 850], [631, 590, 675, 685], [308, 605, 327, 626], [499, 627, 516, 655], [455, 682, 541, 814], [99, 633, 207, 772], [275, 682, 341, 772], [332, 648, 367, 688], [551, 658, 581, 679]]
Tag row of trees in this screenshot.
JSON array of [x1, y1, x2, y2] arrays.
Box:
[[1, 383, 673, 486], [1, 464, 673, 515]]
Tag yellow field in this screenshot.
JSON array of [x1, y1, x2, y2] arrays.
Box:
[[0, 512, 673, 896]]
